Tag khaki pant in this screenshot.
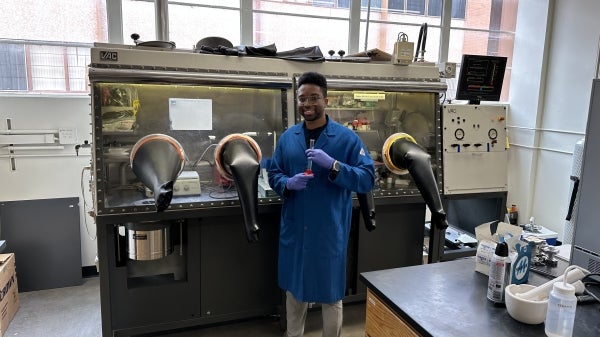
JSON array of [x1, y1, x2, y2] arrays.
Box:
[[285, 290, 343, 337]]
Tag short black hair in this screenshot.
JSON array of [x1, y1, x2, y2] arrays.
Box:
[[297, 71, 327, 97]]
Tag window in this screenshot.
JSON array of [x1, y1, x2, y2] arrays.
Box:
[[314, 0, 336, 7], [338, 0, 351, 8], [406, 0, 425, 15], [355, 0, 515, 102], [360, 1, 443, 61], [427, 0, 466, 18], [0, 42, 92, 93], [252, 0, 351, 52], [445, 0, 518, 101], [370, 0, 465, 17], [122, 0, 156, 44], [361, 0, 382, 9], [0, 44, 27, 91], [168, 3, 240, 49], [0, 0, 107, 93], [0, 0, 517, 101], [254, 0, 349, 18], [428, 0, 443, 16], [388, 0, 404, 12]]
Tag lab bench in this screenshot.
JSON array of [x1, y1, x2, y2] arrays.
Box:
[[360, 257, 600, 337]]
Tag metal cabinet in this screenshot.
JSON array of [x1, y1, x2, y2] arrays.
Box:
[[572, 79, 600, 272], [0, 197, 82, 292]]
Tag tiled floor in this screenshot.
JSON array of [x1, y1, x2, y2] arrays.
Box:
[[6, 277, 102, 337], [156, 304, 366, 337], [5, 277, 366, 337]]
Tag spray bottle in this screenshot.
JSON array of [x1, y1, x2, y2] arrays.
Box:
[[487, 241, 511, 304]]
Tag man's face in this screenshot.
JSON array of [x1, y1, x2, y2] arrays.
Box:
[[297, 83, 327, 123]]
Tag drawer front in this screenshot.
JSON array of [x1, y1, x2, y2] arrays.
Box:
[[365, 289, 420, 337]]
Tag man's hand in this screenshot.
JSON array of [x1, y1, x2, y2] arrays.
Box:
[[286, 172, 314, 190], [305, 149, 335, 169]]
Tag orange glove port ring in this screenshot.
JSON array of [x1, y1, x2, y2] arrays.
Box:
[[214, 133, 262, 181]]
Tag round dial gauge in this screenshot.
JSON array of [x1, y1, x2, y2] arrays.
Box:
[[488, 128, 498, 140], [454, 128, 465, 140]]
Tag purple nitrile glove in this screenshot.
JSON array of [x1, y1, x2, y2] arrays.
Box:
[[305, 149, 335, 169], [286, 172, 314, 190]]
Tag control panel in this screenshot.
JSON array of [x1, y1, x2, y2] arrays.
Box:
[[442, 104, 508, 194]]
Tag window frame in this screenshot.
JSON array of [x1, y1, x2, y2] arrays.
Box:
[[0, 39, 92, 94], [0, 0, 516, 99]]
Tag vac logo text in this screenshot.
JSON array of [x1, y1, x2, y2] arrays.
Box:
[[100, 51, 118, 61]]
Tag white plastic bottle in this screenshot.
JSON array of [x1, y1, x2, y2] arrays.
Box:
[[487, 241, 510, 304], [545, 281, 577, 337]]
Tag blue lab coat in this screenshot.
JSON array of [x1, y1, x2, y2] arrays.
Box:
[[268, 118, 375, 303]]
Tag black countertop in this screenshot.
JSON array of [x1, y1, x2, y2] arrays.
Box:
[[360, 257, 600, 337]]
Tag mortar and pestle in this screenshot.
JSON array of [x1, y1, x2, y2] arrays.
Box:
[[504, 266, 587, 324]]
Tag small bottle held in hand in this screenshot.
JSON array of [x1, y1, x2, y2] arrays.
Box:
[[487, 241, 510, 304]]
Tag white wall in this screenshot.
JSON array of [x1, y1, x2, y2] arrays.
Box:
[[0, 95, 96, 266], [508, 0, 600, 240]]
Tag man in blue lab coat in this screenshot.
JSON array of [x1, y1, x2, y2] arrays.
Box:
[[268, 72, 375, 337]]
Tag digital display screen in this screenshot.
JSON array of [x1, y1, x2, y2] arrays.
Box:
[[455, 54, 507, 104]]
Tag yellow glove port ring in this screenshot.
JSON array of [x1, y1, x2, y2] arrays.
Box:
[[382, 132, 417, 175]]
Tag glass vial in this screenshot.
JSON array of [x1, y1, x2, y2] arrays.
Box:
[[545, 281, 576, 337], [487, 241, 510, 304]]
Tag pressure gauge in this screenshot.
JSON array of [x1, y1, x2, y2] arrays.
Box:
[[488, 128, 498, 140], [454, 128, 465, 140]]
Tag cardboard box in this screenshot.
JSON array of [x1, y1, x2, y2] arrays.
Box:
[[474, 221, 533, 284], [475, 221, 523, 275], [0, 254, 19, 336]]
